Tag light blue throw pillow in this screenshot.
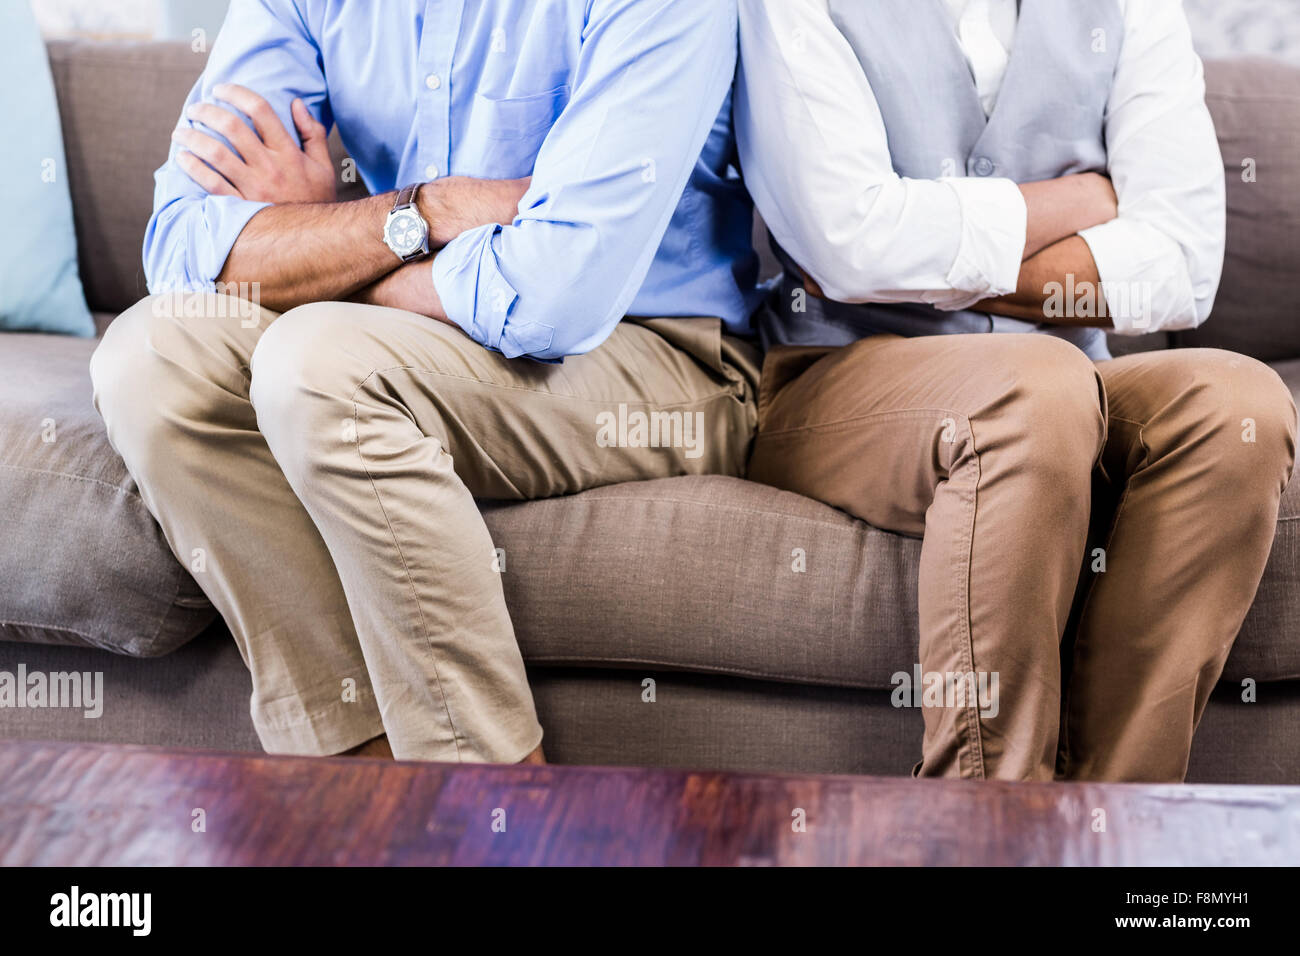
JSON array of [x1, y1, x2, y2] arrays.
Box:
[[0, 0, 94, 336]]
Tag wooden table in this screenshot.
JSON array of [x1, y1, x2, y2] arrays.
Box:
[[1, 740, 1297, 866]]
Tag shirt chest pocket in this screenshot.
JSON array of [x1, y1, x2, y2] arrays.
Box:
[[464, 85, 569, 178]]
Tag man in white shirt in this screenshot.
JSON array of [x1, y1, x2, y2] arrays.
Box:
[[736, 0, 1297, 782]]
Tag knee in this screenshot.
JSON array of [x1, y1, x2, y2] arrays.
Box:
[[90, 296, 165, 418], [980, 336, 1106, 482], [1229, 355, 1294, 471], [1180, 350, 1297, 492], [249, 302, 355, 410], [249, 304, 359, 465], [89, 294, 222, 467]]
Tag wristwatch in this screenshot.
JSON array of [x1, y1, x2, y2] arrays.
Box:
[[382, 183, 431, 262]]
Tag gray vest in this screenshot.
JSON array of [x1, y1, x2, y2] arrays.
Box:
[[763, 0, 1124, 359]]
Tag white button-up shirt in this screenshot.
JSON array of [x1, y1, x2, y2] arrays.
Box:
[[941, 0, 1018, 115], [736, 0, 1227, 334]]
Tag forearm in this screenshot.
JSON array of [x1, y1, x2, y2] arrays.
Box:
[[1019, 173, 1118, 260], [350, 261, 449, 322], [218, 193, 399, 311], [767, 171, 1114, 308], [946, 172, 1116, 322], [217, 176, 527, 313], [974, 235, 1111, 328]]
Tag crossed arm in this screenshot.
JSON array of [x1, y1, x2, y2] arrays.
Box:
[[970, 180, 1112, 327], [192, 82, 1106, 327], [793, 172, 1116, 324], [150, 0, 741, 361], [735, 0, 1225, 334], [172, 84, 527, 317]]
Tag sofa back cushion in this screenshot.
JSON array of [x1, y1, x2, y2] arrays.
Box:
[[47, 40, 365, 317], [47, 41, 206, 315], [1176, 58, 1300, 361], [49, 41, 1300, 355]]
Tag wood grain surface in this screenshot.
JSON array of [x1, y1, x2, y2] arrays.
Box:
[[1, 741, 1297, 865]]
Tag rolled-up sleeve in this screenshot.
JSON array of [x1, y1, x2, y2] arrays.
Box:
[[1079, 0, 1226, 334], [735, 0, 1027, 310], [431, 0, 738, 361], [143, 0, 327, 293]]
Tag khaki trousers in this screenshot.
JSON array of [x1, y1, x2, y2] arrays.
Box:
[[90, 294, 759, 762], [749, 332, 1296, 782]]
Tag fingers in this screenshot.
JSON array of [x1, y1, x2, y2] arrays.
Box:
[[172, 127, 249, 191], [798, 267, 825, 298], [175, 149, 240, 197], [186, 101, 263, 161], [212, 83, 296, 150], [291, 97, 332, 166]]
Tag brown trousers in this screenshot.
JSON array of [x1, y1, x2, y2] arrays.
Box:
[[749, 332, 1296, 782], [92, 295, 759, 762]]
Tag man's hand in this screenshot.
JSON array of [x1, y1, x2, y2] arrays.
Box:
[[173, 84, 336, 204], [194, 88, 528, 312]]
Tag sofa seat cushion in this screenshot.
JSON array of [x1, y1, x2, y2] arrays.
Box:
[[1230, 357, 1300, 682], [5, 330, 1300, 688], [0, 331, 215, 656], [483, 475, 921, 691], [483, 459, 1300, 690]]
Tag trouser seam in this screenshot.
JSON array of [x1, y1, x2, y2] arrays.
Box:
[[347, 367, 467, 760], [952, 420, 987, 779]]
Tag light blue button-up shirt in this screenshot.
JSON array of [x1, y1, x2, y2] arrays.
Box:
[[144, 0, 763, 359]]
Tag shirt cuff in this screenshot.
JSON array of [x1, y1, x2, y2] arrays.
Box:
[[1079, 219, 1199, 334], [198, 196, 270, 291], [932, 177, 1027, 311], [147, 194, 270, 294], [431, 223, 555, 359]]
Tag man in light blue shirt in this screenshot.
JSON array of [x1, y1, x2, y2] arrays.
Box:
[[145, 0, 761, 358], [91, 0, 763, 764]]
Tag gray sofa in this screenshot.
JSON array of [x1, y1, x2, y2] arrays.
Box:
[[3, 41, 1300, 782]]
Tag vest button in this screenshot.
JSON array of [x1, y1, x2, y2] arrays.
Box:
[[973, 157, 995, 177]]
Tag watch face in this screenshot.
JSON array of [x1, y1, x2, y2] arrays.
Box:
[[386, 212, 425, 255]]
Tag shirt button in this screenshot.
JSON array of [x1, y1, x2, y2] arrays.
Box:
[[424, 164, 440, 180], [973, 157, 995, 176], [425, 73, 442, 91]]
